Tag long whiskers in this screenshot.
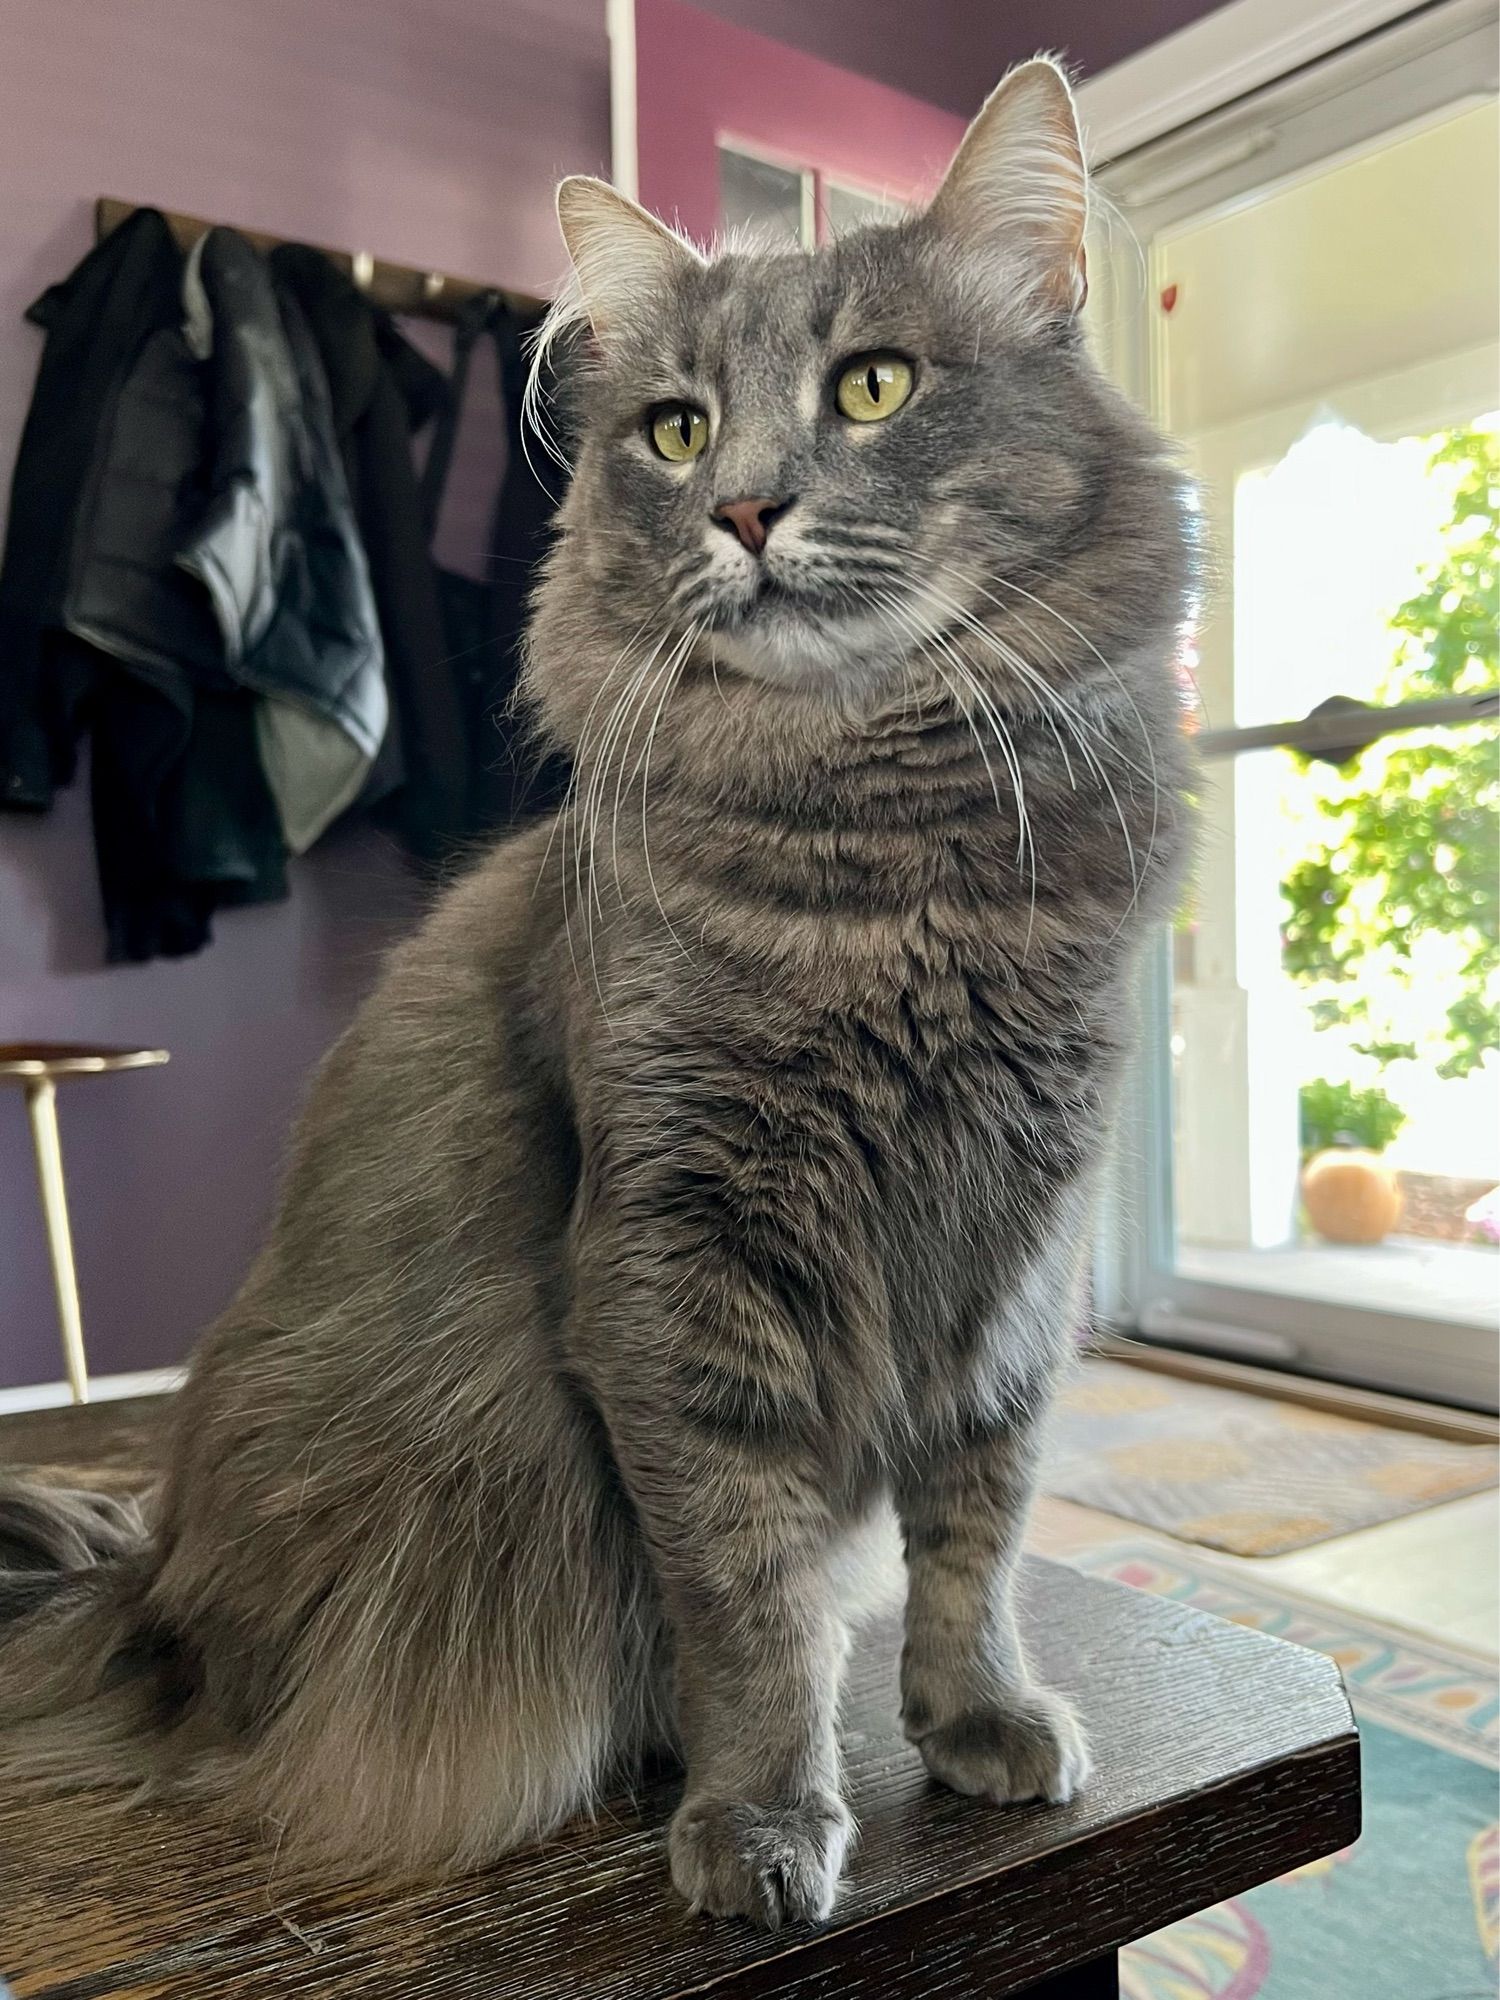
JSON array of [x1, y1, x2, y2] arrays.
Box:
[[873, 588, 1040, 959], [564, 617, 702, 999], [634, 620, 702, 961], [916, 567, 1157, 926], [935, 563, 1160, 923]]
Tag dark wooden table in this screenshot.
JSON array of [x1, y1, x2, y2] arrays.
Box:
[[0, 1398, 1361, 2000]]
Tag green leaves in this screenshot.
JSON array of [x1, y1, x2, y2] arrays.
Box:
[[1384, 427, 1499, 704], [1299, 1077, 1408, 1157], [1278, 424, 1499, 1080]]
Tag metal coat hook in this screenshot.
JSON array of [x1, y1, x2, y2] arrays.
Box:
[[94, 198, 545, 323]]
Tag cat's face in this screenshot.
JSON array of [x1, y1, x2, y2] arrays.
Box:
[[533, 61, 1185, 734], [552, 231, 1096, 694]]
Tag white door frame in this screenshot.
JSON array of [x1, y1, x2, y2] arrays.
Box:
[[1074, 0, 1448, 165], [607, 0, 640, 200], [1091, 0, 1500, 1411]]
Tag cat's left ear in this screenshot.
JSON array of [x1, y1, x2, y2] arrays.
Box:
[[556, 176, 705, 345], [926, 57, 1088, 317]]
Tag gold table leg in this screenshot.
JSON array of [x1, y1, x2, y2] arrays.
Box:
[[23, 1076, 89, 1404]]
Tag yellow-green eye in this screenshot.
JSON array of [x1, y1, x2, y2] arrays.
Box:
[[835, 352, 914, 423], [649, 404, 709, 462]]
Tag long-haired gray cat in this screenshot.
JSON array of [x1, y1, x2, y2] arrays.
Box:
[[0, 60, 1194, 1926]]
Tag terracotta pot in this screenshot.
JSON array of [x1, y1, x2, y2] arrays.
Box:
[[1301, 1148, 1403, 1245]]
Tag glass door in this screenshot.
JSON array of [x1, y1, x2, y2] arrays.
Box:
[[1092, 0, 1500, 1407]]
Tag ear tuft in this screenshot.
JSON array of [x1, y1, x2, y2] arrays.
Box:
[[926, 57, 1088, 316], [555, 176, 703, 342]]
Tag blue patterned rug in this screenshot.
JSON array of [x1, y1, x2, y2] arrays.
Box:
[[1074, 1546, 1498, 2000]]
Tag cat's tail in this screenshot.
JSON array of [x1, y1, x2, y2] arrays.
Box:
[[0, 1478, 177, 1787]]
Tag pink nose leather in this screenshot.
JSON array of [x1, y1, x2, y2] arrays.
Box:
[[712, 496, 787, 555]]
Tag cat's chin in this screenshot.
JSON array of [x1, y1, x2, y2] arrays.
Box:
[[708, 608, 907, 701]]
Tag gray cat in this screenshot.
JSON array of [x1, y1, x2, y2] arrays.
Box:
[[0, 59, 1194, 1927]]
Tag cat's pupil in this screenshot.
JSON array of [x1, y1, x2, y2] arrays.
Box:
[[866, 367, 880, 403], [677, 411, 692, 446]]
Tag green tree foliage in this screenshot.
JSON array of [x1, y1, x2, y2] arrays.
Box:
[[1299, 1076, 1407, 1158], [1280, 424, 1499, 1079]]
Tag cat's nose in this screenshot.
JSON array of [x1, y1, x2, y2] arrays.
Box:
[[712, 495, 792, 555]]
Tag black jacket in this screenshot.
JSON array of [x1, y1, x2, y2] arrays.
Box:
[[418, 293, 571, 839], [269, 243, 470, 865], [0, 208, 183, 815], [0, 215, 386, 960], [69, 228, 387, 857], [480, 299, 570, 829], [60, 230, 288, 956]]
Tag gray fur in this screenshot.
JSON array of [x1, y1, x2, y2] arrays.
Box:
[[0, 60, 1195, 1925]]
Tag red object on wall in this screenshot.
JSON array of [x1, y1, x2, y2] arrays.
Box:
[[1160, 282, 1180, 314]]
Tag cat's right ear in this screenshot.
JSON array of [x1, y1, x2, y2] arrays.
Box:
[[555, 177, 704, 344], [924, 58, 1089, 319]]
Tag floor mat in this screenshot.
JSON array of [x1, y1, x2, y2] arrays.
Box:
[[1044, 1358, 1497, 1555], [1074, 1543, 1498, 2000]]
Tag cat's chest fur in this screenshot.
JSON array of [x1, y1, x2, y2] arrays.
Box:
[[594, 873, 1116, 1438], [800, 906, 1109, 1315]]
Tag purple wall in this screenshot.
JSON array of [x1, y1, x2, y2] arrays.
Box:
[[0, 0, 609, 1390], [701, 0, 1232, 116]]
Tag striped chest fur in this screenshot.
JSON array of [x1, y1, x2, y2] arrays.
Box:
[[573, 845, 1131, 1463]]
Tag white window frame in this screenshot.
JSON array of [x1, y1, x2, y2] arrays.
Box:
[[716, 136, 817, 249], [715, 143, 908, 250]]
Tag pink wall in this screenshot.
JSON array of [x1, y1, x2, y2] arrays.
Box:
[[0, 0, 608, 1391], [635, 0, 965, 244], [697, 0, 1233, 118]]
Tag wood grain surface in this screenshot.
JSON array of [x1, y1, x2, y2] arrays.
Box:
[[0, 1398, 1361, 2000], [0, 1396, 169, 1498]]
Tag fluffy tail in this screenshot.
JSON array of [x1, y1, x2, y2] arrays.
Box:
[[0, 1477, 176, 1787]]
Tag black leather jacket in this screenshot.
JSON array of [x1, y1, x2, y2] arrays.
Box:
[[0, 212, 386, 959]]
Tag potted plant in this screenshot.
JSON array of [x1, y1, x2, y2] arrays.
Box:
[[1298, 1078, 1407, 1245]]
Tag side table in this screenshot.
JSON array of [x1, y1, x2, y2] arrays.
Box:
[[0, 1043, 169, 1402]]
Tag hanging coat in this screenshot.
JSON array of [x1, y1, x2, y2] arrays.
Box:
[[269, 243, 471, 867], [420, 293, 571, 838], [0, 214, 387, 959]]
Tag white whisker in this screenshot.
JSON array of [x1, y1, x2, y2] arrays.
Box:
[[637, 622, 702, 962], [917, 566, 1154, 927]]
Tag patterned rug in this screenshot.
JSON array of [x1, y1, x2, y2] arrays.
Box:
[[1074, 1544, 1498, 2000], [1044, 1359, 1498, 1554]]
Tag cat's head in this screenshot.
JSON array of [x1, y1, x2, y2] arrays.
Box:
[[528, 58, 1189, 752]]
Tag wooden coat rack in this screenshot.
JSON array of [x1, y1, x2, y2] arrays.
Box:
[[95, 197, 545, 323]]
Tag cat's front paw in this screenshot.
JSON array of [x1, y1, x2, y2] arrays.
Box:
[[908, 1683, 1091, 1806], [668, 1791, 853, 1927]]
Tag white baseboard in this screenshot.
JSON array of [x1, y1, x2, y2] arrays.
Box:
[[0, 1368, 184, 1416]]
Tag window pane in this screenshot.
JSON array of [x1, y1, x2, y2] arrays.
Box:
[[823, 181, 904, 236], [1151, 94, 1499, 1355], [1173, 662, 1498, 1327], [719, 147, 805, 247], [1173, 410, 1499, 1327]]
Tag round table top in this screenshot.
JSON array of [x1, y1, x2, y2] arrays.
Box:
[[0, 1042, 170, 1082]]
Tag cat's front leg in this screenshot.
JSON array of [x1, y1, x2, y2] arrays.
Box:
[[897, 1397, 1091, 1808], [590, 1268, 852, 1927]]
